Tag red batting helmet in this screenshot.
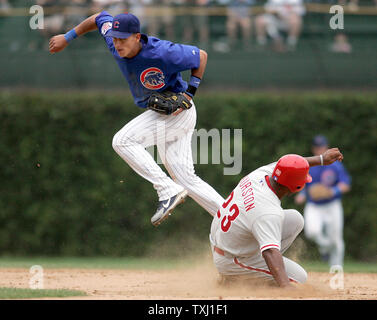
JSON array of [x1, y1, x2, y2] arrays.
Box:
[[272, 154, 312, 192]]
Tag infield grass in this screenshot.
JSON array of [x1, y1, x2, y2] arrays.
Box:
[[0, 287, 86, 299], [301, 260, 377, 273], [0, 256, 187, 270], [0, 256, 375, 273]]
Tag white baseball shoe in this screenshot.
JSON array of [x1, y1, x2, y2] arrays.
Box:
[[151, 190, 188, 227]]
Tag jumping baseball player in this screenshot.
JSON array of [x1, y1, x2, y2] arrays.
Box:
[[295, 135, 351, 267], [49, 11, 225, 226], [210, 148, 344, 288]]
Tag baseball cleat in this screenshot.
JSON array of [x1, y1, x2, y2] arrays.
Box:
[[151, 190, 188, 227]]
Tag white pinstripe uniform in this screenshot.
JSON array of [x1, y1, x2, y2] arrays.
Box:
[[95, 11, 225, 220], [210, 162, 307, 284], [112, 102, 225, 217]]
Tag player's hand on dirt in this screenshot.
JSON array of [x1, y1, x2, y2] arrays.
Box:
[[49, 34, 68, 53], [281, 282, 299, 290], [322, 148, 343, 165]]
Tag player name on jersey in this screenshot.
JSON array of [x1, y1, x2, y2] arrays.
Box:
[[238, 175, 255, 212]]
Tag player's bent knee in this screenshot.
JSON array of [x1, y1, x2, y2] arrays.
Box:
[[284, 257, 307, 284], [295, 211, 305, 233], [112, 132, 122, 153], [112, 130, 137, 153], [285, 209, 304, 233], [288, 262, 307, 284], [293, 268, 307, 284]]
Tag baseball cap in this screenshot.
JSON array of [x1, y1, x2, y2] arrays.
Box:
[[107, 13, 140, 39], [312, 135, 328, 147]]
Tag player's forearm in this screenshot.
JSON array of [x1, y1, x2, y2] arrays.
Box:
[[49, 12, 100, 53], [305, 148, 344, 167], [337, 182, 351, 193], [305, 155, 322, 167], [184, 50, 207, 100], [262, 248, 291, 287], [72, 12, 100, 37], [192, 50, 207, 80]]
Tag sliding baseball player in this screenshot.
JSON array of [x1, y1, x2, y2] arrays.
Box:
[[210, 148, 343, 288]]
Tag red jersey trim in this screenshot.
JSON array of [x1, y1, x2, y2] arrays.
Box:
[[233, 257, 298, 283], [260, 244, 280, 252]]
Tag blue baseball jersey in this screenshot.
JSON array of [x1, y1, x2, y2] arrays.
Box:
[[303, 161, 351, 205], [95, 11, 200, 108]]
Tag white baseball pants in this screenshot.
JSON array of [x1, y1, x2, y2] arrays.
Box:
[[112, 103, 225, 217], [304, 199, 345, 266], [211, 209, 307, 284]]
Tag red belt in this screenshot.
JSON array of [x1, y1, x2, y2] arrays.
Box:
[[214, 246, 225, 256]]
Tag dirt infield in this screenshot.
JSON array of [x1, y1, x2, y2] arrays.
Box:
[[0, 259, 376, 300]]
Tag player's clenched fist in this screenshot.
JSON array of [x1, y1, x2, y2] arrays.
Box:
[[322, 148, 343, 165], [49, 35, 68, 53]]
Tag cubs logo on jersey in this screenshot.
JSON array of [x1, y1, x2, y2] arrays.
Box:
[[140, 67, 165, 90], [321, 169, 337, 186]]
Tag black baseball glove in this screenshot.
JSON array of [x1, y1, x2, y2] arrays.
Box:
[[147, 91, 192, 115]]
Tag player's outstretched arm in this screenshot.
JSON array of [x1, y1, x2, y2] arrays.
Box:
[[305, 147, 344, 167], [49, 12, 100, 54]]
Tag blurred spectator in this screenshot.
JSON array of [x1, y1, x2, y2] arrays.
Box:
[[33, 0, 93, 50], [0, 0, 12, 49], [37, 0, 65, 38], [338, 0, 359, 12], [144, 0, 175, 40], [39, 0, 91, 29], [255, 0, 305, 51], [295, 135, 351, 268], [126, 0, 150, 34], [0, 0, 10, 13], [91, 0, 127, 16], [330, 33, 352, 53], [65, 0, 93, 30], [182, 0, 210, 49], [37, 0, 64, 37], [24, 0, 66, 51], [328, 0, 354, 54], [226, 0, 254, 51]]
